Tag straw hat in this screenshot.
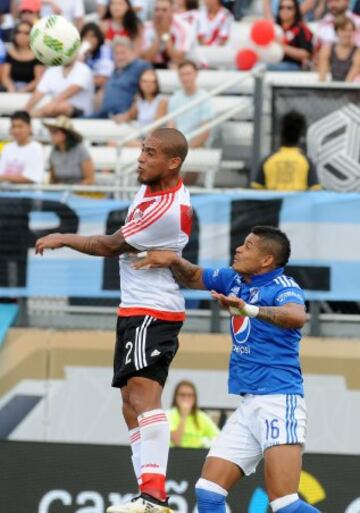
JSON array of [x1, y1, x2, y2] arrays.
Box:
[[43, 116, 83, 142]]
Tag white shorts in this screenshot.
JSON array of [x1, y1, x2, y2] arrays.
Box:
[[208, 394, 307, 476]]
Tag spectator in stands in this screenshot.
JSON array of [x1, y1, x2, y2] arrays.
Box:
[[251, 110, 320, 191], [44, 116, 95, 184], [100, 0, 143, 50], [92, 36, 151, 119], [78, 22, 114, 90], [25, 57, 94, 117], [113, 68, 167, 126], [141, 0, 192, 68], [97, 0, 149, 21], [0, 34, 7, 82], [0, 110, 44, 184], [318, 15, 360, 79], [17, 0, 40, 24], [317, 0, 360, 46], [174, 0, 199, 27], [263, 0, 316, 21], [268, 0, 313, 70], [0, 0, 17, 42], [167, 60, 213, 148], [1, 21, 44, 92], [97, 0, 110, 18], [40, 0, 85, 30], [168, 380, 219, 449], [195, 0, 234, 46]]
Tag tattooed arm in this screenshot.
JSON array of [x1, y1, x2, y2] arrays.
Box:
[[35, 228, 134, 257], [132, 251, 206, 289], [257, 303, 306, 329], [211, 291, 306, 329]]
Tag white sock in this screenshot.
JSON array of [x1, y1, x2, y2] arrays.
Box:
[[196, 478, 228, 497], [129, 427, 142, 486], [271, 494, 299, 512], [138, 409, 169, 500]]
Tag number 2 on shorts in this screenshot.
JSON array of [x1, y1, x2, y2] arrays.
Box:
[[125, 341, 133, 364]]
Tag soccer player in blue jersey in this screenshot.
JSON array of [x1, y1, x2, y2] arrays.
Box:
[[133, 225, 324, 513]]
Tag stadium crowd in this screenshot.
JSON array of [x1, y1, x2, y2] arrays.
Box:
[[0, 0, 359, 188]]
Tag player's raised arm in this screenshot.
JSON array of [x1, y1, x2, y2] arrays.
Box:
[[35, 228, 135, 257], [133, 250, 205, 289]]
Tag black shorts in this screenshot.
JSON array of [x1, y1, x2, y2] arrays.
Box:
[[112, 315, 183, 389]]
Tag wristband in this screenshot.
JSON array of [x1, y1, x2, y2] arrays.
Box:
[[229, 303, 259, 318], [137, 251, 148, 258]]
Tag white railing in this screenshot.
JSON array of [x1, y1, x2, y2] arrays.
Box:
[[113, 65, 266, 191]]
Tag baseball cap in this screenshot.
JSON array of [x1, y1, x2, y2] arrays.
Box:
[[19, 0, 41, 12]]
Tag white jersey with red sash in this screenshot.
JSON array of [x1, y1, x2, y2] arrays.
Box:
[[118, 179, 192, 321]]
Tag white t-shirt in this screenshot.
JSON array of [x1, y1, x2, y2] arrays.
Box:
[[119, 180, 192, 321], [168, 88, 214, 136], [37, 61, 94, 115], [0, 141, 45, 183], [41, 0, 85, 21]]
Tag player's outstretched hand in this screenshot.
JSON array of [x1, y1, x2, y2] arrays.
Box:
[[35, 233, 66, 255], [132, 250, 178, 270], [211, 291, 246, 315]]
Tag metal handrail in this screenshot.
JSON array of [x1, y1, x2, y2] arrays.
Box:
[[120, 100, 253, 188], [116, 69, 258, 147], [112, 66, 263, 191]]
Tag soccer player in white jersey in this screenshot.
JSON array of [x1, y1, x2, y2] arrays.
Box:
[[35, 128, 193, 513], [133, 226, 326, 513]]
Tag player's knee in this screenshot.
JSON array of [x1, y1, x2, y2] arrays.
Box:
[[195, 478, 227, 513]]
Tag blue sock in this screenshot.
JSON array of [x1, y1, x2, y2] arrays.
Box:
[[276, 499, 321, 513], [195, 487, 226, 513]]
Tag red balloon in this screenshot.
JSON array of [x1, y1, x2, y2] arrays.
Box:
[[235, 48, 258, 70], [250, 20, 275, 46]]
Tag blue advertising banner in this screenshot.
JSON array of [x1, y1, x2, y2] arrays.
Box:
[[0, 190, 359, 300]]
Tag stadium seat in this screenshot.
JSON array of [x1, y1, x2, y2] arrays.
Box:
[[41, 145, 222, 188]]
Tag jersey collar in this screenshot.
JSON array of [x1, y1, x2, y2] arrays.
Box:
[[144, 178, 183, 197], [244, 267, 284, 286]]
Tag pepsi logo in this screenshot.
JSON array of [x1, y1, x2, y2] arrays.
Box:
[[231, 315, 251, 345]]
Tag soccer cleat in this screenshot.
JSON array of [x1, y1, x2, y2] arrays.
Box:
[[106, 494, 172, 513]]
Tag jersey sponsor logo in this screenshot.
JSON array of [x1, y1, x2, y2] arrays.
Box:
[[249, 288, 260, 304], [231, 315, 251, 344], [232, 344, 250, 354]]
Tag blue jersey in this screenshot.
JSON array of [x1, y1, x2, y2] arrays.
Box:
[[202, 267, 305, 397]]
